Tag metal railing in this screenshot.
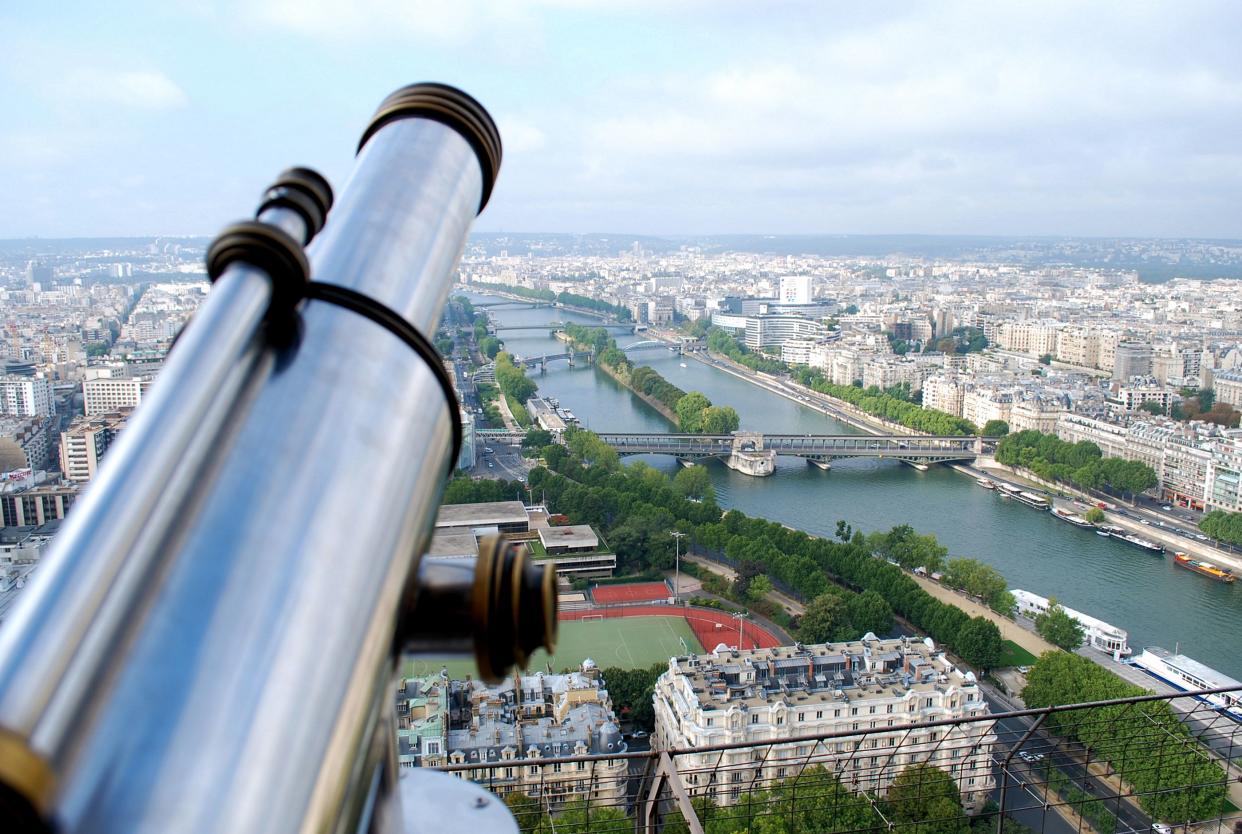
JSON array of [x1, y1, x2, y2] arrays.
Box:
[[430, 687, 1242, 834]]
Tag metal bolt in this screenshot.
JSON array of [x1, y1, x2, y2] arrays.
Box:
[[474, 795, 489, 809]]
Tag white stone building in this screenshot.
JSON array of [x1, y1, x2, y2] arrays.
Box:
[[653, 637, 994, 811]]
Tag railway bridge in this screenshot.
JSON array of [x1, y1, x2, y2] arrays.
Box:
[[593, 432, 994, 476]]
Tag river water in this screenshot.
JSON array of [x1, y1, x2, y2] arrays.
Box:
[[467, 293, 1242, 680]]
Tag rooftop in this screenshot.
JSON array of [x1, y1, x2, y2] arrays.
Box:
[[434, 501, 528, 530]]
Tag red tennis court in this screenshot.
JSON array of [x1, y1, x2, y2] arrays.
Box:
[[591, 581, 670, 604], [561, 604, 781, 651]]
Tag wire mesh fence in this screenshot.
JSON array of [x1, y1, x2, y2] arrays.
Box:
[[430, 687, 1242, 834]]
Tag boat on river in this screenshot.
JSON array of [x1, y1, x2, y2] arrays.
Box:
[[1099, 525, 1164, 553], [976, 478, 996, 489], [1117, 533, 1165, 553], [1174, 553, 1235, 582], [1015, 491, 1050, 510], [1051, 507, 1092, 527], [1131, 646, 1242, 720]]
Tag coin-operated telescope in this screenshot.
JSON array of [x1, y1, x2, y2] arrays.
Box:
[[0, 83, 555, 834]]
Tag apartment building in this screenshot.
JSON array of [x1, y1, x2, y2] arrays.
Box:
[[1215, 370, 1242, 409], [83, 375, 147, 416], [961, 389, 1012, 429], [59, 411, 130, 482], [0, 375, 53, 418], [0, 416, 54, 472], [405, 662, 628, 806], [653, 637, 995, 811], [922, 375, 965, 417], [0, 482, 80, 527], [1207, 440, 1242, 513]]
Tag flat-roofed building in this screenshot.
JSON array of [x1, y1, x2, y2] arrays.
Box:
[[434, 501, 530, 535], [538, 525, 599, 555], [653, 636, 994, 810]]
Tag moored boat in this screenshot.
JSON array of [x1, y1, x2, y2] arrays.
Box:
[[1051, 507, 1092, 527], [976, 478, 995, 490], [1015, 491, 1050, 510], [1173, 552, 1235, 583], [1131, 646, 1242, 720], [1118, 534, 1164, 553]]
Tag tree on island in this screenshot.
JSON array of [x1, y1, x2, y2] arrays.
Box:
[[1034, 599, 1085, 651]]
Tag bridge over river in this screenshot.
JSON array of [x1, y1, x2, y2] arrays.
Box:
[[596, 432, 992, 475], [479, 427, 995, 477]]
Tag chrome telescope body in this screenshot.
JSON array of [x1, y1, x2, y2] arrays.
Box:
[[0, 84, 553, 833]]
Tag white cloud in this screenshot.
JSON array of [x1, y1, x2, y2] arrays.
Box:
[[499, 117, 548, 153], [54, 68, 189, 110]]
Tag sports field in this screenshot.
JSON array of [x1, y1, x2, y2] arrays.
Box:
[[405, 615, 705, 679]]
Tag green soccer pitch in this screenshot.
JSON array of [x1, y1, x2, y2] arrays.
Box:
[[404, 615, 705, 679]]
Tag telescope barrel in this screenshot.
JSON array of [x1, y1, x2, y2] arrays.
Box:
[[0, 85, 506, 834]]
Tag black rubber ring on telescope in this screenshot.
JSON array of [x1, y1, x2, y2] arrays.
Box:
[[357, 83, 503, 214], [206, 220, 310, 317], [303, 282, 463, 475]]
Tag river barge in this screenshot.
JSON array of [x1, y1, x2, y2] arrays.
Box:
[[1173, 552, 1235, 582]]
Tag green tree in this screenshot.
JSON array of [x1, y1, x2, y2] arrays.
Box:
[[503, 792, 542, 834], [798, 593, 848, 643], [887, 764, 968, 834], [956, 617, 1003, 671], [1038, 353, 1053, 365], [521, 429, 553, 451], [675, 391, 712, 432], [1138, 400, 1165, 416], [981, 419, 1010, 437], [834, 520, 853, 542], [701, 405, 741, 434], [1034, 599, 1085, 651], [673, 464, 714, 501], [747, 574, 774, 604], [1084, 507, 1105, 524], [478, 335, 502, 359], [846, 590, 894, 636], [600, 664, 663, 731]]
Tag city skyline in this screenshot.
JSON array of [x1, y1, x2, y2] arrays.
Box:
[[3, 2, 1241, 239]]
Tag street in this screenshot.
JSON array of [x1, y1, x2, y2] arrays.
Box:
[[983, 687, 1156, 834]]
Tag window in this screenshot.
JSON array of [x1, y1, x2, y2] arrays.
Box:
[[850, 707, 858, 716], [706, 718, 713, 727], [576, 761, 585, 771], [553, 763, 562, 774], [751, 714, 759, 724], [886, 704, 894, 714], [869, 706, 876, 714], [834, 709, 841, 717], [798, 712, 804, 722]]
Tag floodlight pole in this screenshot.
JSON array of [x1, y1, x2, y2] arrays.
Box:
[[671, 530, 686, 604]]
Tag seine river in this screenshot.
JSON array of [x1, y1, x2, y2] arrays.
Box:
[[467, 293, 1242, 680]]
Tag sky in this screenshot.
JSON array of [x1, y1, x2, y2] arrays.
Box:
[[2, 1, 1240, 239]]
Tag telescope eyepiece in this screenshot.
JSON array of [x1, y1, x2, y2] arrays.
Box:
[[358, 83, 502, 214]]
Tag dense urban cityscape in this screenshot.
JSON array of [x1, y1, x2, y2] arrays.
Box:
[[1, 231, 1240, 831]]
